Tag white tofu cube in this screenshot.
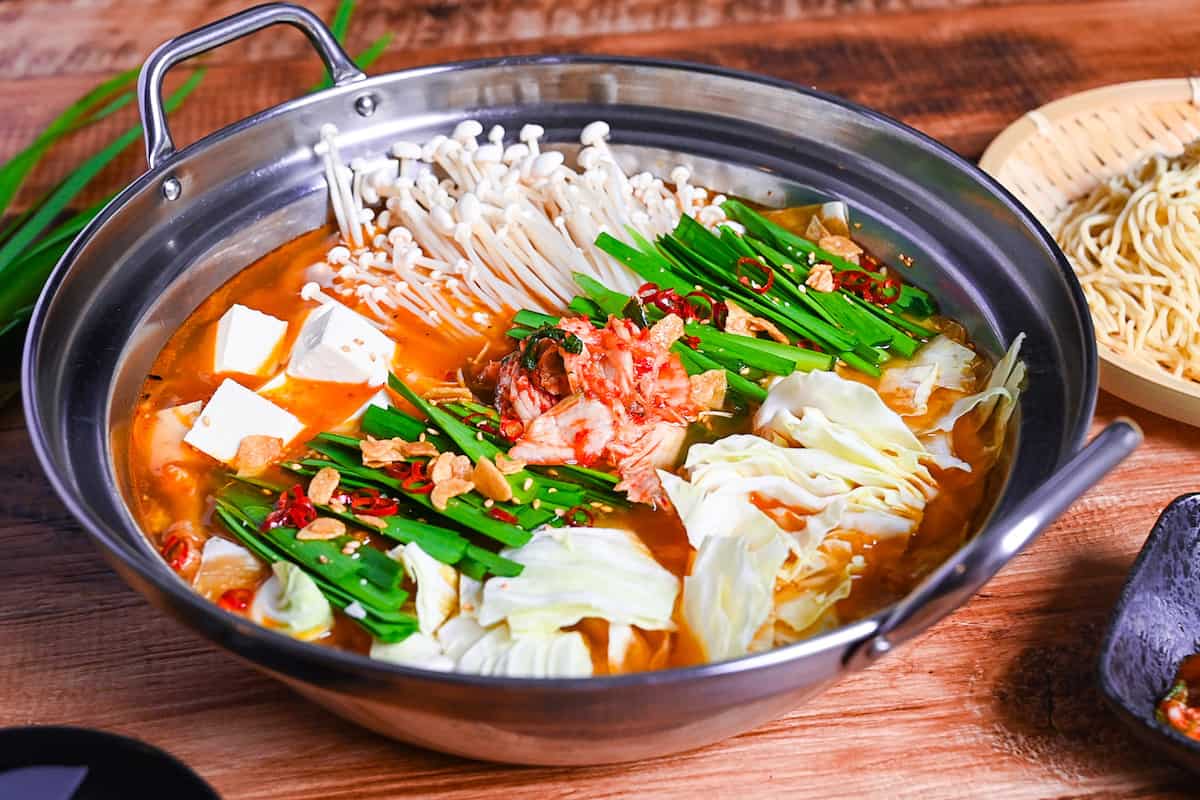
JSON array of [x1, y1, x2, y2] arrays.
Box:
[[286, 303, 395, 386], [183, 379, 304, 463], [214, 304, 288, 376], [335, 388, 391, 432], [256, 372, 287, 395]]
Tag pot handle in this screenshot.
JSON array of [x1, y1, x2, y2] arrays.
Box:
[[845, 418, 1142, 670], [137, 2, 365, 170]]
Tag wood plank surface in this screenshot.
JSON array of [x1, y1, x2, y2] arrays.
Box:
[[1, 0, 1198, 797]]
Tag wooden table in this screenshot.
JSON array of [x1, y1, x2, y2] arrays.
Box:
[[3, 1, 1199, 796]]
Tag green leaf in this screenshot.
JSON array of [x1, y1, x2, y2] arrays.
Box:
[[573, 271, 629, 316], [0, 66, 138, 217], [388, 373, 543, 505], [0, 68, 207, 326], [310, 3, 393, 92], [329, 0, 355, 42], [213, 500, 418, 643], [293, 457, 533, 548], [354, 33, 393, 71]]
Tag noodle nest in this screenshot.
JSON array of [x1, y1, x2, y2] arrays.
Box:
[[1053, 142, 1200, 383]]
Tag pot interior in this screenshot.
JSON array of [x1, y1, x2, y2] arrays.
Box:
[[25, 57, 1094, 675]]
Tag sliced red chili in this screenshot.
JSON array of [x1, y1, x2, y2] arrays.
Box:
[[347, 487, 400, 516], [401, 461, 435, 494], [711, 300, 729, 329], [834, 270, 872, 291], [218, 588, 254, 612], [261, 485, 317, 532], [487, 507, 520, 524], [637, 282, 661, 301], [681, 334, 701, 350], [649, 290, 688, 318], [385, 461, 415, 480], [463, 411, 499, 435], [161, 534, 191, 572], [867, 276, 902, 305], [684, 290, 717, 321], [735, 257, 774, 294], [564, 505, 596, 526]]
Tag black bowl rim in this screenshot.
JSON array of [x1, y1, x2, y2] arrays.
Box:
[[0, 725, 219, 796], [23, 54, 1096, 690], [1097, 492, 1200, 766]]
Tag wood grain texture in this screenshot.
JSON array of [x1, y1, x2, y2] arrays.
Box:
[[2, 0, 1199, 797]]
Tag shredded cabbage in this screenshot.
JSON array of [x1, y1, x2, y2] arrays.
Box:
[[880, 335, 979, 415], [774, 543, 857, 636], [479, 527, 679, 634], [391, 542, 457, 635], [925, 333, 1026, 437], [370, 632, 455, 671], [455, 627, 594, 678], [683, 524, 789, 661], [250, 561, 333, 641]]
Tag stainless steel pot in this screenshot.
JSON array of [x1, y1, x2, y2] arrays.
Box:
[[23, 3, 1141, 765]]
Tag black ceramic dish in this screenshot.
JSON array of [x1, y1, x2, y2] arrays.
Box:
[[0, 726, 219, 799], [1099, 494, 1200, 774]]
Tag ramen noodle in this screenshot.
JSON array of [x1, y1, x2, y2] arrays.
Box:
[[1053, 141, 1200, 381]]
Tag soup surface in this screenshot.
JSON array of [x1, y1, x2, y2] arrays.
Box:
[[126, 121, 1025, 676]]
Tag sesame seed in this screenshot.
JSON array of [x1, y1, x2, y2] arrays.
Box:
[[484, 499, 495, 508], [547, 487, 558, 494], [532, 499, 542, 509], [522, 478, 533, 491], [600, 504, 614, 513], [475, 431, 484, 441], [318, 555, 330, 564], [589, 501, 602, 509]]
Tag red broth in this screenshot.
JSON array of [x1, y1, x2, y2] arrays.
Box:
[[127, 224, 1008, 672]]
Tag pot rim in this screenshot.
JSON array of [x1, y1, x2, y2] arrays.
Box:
[[22, 54, 1096, 691]]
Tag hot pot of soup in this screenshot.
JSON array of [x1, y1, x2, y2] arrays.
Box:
[[23, 3, 1140, 764]]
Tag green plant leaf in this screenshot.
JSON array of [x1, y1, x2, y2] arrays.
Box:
[[0, 66, 138, 219], [0, 68, 206, 326]]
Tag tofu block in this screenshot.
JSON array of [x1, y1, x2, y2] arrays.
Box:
[[183, 379, 304, 463], [335, 388, 391, 432], [286, 303, 395, 386], [214, 304, 288, 376], [256, 372, 287, 395]]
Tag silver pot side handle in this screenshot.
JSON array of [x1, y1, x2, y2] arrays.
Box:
[[844, 418, 1142, 671], [137, 2, 365, 170]]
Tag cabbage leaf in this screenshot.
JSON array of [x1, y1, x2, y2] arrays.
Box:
[[479, 527, 679, 635], [251, 561, 333, 641], [455, 626, 594, 678], [392, 542, 457, 635], [370, 632, 455, 671]]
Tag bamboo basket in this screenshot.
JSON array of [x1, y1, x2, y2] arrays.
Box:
[[980, 78, 1200, 426]]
